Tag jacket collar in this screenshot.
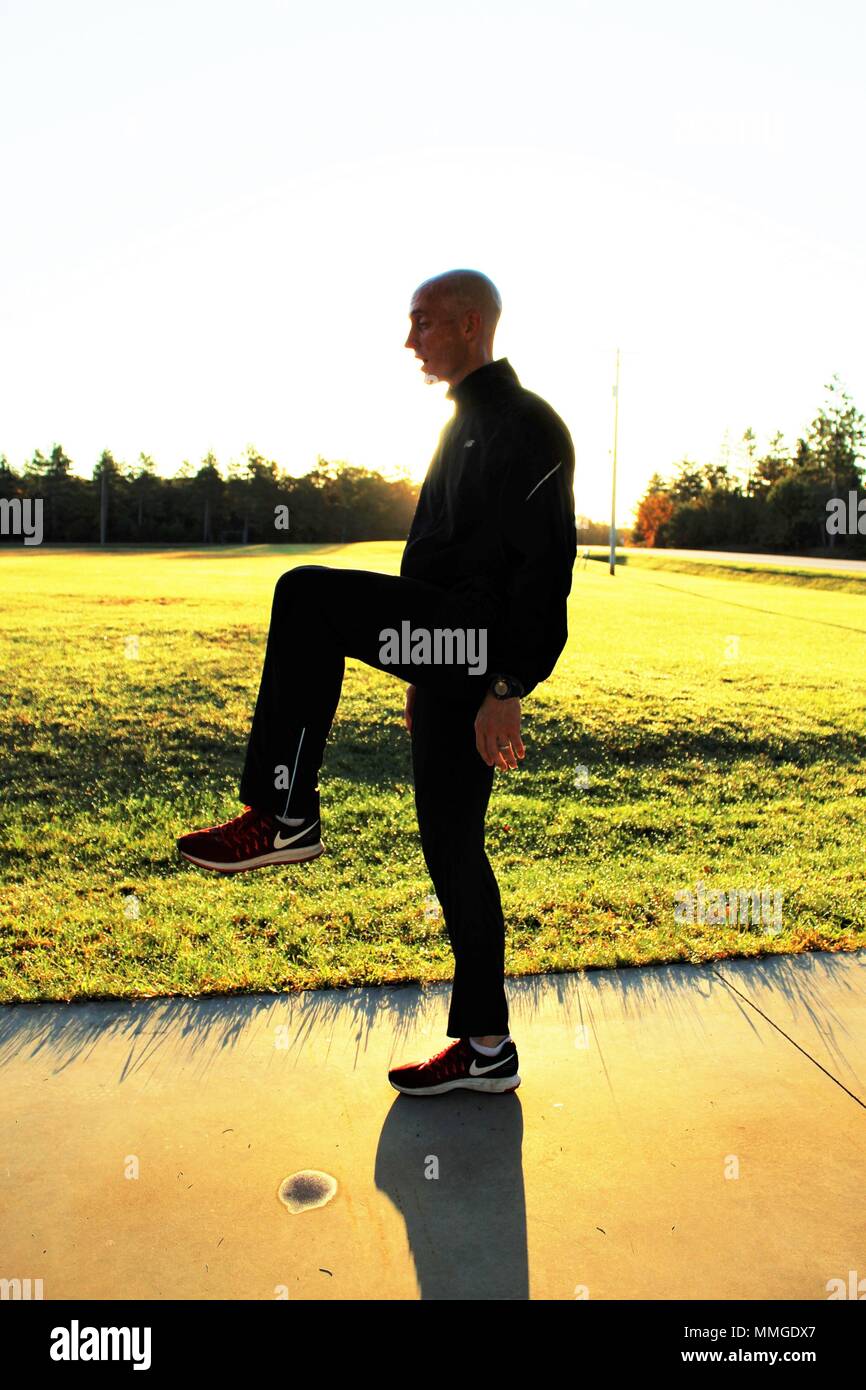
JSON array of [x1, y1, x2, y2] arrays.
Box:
[[445, 356, 520, 410]]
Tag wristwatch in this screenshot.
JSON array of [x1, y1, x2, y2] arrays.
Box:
[[489, 673, 524, 700]]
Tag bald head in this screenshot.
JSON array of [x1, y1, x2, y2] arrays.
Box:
[[405, 268, 502, 389], [416, 269, 502, 337]]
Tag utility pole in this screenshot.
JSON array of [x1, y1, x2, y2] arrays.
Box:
[[609, 346, 620, 575], [100, 462, 108, 546]]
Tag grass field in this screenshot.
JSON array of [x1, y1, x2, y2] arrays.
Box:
[[1, 542, 864, 1004]]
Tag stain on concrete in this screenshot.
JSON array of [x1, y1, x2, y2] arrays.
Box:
[[278, 1170, 338, 1213]]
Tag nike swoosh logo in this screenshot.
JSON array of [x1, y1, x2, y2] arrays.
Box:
[[273, 819, 319, 849], [469, 1052, 515, 1076]]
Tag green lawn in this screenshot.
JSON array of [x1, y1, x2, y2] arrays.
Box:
[[1, 542, 864, 1003]]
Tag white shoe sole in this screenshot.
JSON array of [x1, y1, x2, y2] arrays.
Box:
[[179, 842, 324, 873], [389, 1073, 520, 1096]]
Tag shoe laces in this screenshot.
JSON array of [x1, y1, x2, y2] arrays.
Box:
[[428, 1039, 470, 1076], [217, 806, 271, 856]]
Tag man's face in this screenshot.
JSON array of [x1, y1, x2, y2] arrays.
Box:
[[404, 290, 467, 386]]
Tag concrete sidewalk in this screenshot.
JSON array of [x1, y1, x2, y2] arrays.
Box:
[[1, 951, 864, 1301], [618, 546, 866, 573]]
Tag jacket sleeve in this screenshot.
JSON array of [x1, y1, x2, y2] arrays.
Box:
[[489, 409, 577, 696]]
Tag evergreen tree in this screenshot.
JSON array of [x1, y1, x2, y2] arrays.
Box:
[[669, 458, 704, 502], [750, 430, 789, 497]]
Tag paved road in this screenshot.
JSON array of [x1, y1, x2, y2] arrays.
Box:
[[618, 546, 866, 573], [2, 952, 864, 1299]]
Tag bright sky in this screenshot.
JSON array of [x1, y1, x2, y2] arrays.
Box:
[[2, 0, 864, 524]]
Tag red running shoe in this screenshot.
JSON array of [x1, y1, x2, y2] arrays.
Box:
[[388, 1037, 520, 1096], [176, 797, 323, 873]]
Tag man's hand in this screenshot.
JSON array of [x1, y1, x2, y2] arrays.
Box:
[[404, 682, 416, 733], [475, 692, 525, 770]]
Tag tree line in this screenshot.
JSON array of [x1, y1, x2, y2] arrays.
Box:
[[0, 443, 623, 550], [0, 448, 421, 545], [631, 375, 866, 554], [6, 374, 862, 555]]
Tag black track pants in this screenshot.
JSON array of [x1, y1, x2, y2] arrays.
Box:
[[239, 564, 511, 1037]]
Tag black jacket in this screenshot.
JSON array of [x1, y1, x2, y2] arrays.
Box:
[[399, 356, 577, 697]]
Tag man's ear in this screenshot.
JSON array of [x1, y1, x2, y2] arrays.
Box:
[[462, 308, 482, 342]]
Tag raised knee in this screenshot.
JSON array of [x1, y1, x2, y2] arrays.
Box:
[[274, 564, 326, 599]]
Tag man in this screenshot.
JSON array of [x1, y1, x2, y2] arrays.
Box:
[[177, 268, 577, 1097]]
